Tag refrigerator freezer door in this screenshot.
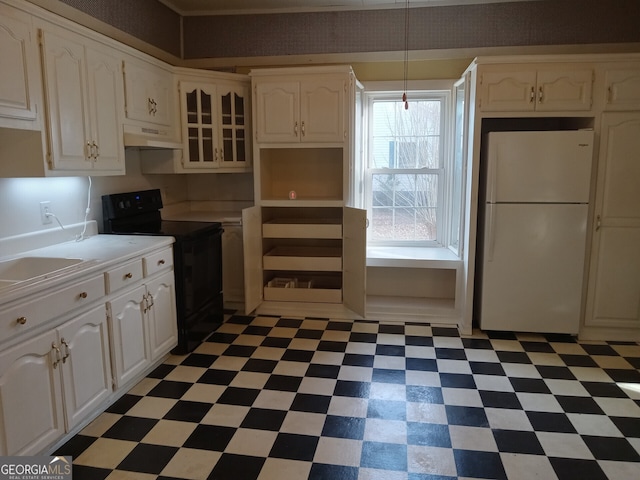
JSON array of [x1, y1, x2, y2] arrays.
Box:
[[480, 203, 588, 334], [486, 130, 594, 204]]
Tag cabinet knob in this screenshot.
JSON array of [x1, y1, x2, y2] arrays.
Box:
[[16, 316, 27, 325], [158, 259, 165, 265], [79, 291, 88, 299], [124, 272, 133, 279]]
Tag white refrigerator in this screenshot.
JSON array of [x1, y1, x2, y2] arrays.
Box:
[[479, 130, 594, 334]]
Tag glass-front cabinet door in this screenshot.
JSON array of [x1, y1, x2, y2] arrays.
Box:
[[219, 84, 249, 167], [181, 81, 218, 168]]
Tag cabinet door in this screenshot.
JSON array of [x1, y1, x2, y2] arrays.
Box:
[[219, 83, 250, 167], [58, 304, 112, 430], [108, 285, 149, 388], [86, 46, 124, 172], [585, 113, 640, 330], [255, 81, 299, 143], [479, 70, 536, 112], [604, 69, 640, 111], [343, 207, 367, 317], [124, 60, 173, 127], [145, 271, 178, 361], [222, 224, 245, 303], [40, 28, 92, 171], [181, 81, 218, 168], [0, 4, 40, 125], [536, 69, 593, 111], [0, 330, 64, 456], [300, 79, 345, 142], [243, 206, 263, 314]]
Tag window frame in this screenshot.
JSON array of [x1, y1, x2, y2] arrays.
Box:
[[359, 80, 455, 249]]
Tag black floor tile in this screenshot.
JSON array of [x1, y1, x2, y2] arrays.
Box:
[[117, 443, 178, 475], [342, 353, 374, 367], [526, 411, 576, 433], [479, 390, 522, 409], [197, 369, 238, 385], [486, 331, 517, 340], [610, 416, 640, 437], [349, 332, 378, 343], [227, 314, 255, 325], [163, 400, 212, 423], [431, 327, 460, 337], [327, 321, 353, 331], [379, 324, 405, 334], [224, 345, 258, 357], [580, 344, 619, 356], [281, 349, 315, 363], [290, 393, 332, 414], [240, 407, 287, 431], [554, 395, 605, 414], [147, 380, 193, 399], [207, 332, 238, 344], [360, 441, 408, 471], [183, 424, 236, 451], [376, 344, 406, 356], [435, 347, 466, 360], [242, 358, 278, 373], [260, 336, 292, 348], [296, 328, 324, 339], [445, 405, 489, 427], [492, 429, 544, 454], [147, 363, 176, 379], [536, 365, 576, 380], [70, 465, 111, 480], [276, 318, 303, 328], [406, 357, 438, 372], [509, 377, 551, 394], [496, 351, 531, 364], [462, 338, 493, 350], [180, 353, 217, 368], [54, 434, 97, 458], [333, 380, 371, 398], [269, 433, 319, 461], [558, 354, 598, 367], [208, 454, 265, 480], [604, 368, 640, 383], [263, 374, 303, 392], [306, 363, 341, 378], [406, 335, 434, 346], [216, 386, 261, 406], [407, 422, 451, 447], [106, 394, 141, 414], [372, 368, 406, 384], [520, 341, 556, 353], [582, 435, 640, 461], [549, 457, 608, 480], [102, 416, 158, 442], [321, 415, 366, 439], [243, 325, 273, 337], [470, 361, 505, 376], [318, 340, 348, 352], [309, 463, 359, 480], [453, 449, 507, 480], [439, 373, 476, 389]]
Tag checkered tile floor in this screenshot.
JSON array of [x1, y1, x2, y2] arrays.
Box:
[[56, 314, 640, 480]]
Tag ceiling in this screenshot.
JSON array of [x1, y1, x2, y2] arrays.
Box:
[[158, 0, 532, 16]]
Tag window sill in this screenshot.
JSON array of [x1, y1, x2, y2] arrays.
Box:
[[366, 246, 461, 269]]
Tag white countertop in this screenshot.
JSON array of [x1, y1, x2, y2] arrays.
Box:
[[0, 233, 174, 305]]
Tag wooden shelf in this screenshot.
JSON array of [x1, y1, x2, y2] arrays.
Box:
[[263, 246, 342, 271], [263, 218, 342, 239]]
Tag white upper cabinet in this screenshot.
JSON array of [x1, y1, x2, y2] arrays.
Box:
[[180, 79, 250, 171], [603, 68, 640, 110], [39, 25, 124, 174], [479, 66, 593, 112], [254, 77, 346, 143], [0, 2, 41, 129], [123, 59, 175, 129]]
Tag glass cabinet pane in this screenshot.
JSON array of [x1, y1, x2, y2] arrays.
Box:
[[201, 91, 212, 125], [221, 92, 231, 125], [186, 90, 198, 124], [235, 94, 245, 125]]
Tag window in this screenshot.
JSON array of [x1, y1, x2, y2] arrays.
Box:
[[360, 83, 454, 248]]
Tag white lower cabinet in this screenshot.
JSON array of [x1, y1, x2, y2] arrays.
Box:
[[0, 304, 111, 456], [108, 267, 177, 389]]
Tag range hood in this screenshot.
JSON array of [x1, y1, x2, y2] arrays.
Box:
[[123, 126, 183, 150]]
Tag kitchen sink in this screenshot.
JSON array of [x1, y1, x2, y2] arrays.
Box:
[[0, 257, 85, 282]]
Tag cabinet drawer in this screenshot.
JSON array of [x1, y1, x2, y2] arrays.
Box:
[[143, 248, 174, 277], [263, 247, 342, 271], [0, 274, 104, 341], [105, 259, 143, 293]]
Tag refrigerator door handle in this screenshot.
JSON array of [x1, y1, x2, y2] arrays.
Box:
[[486, 203, 496, 262]]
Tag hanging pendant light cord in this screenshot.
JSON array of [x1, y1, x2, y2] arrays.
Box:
[[403, 0, 410, 109]]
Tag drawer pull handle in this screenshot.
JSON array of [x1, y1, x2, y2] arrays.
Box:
[[61, 339, 70, 363], [16, 316, 27, 325], [124, 272, 133, 279], [79, 291, 88, 299], [158, 259, 165, 265], [52, 343, 61, 369]]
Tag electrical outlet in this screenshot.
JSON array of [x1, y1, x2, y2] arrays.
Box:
[[40, 201, 52, 224]]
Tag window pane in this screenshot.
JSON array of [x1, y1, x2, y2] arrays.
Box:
[[370, 172, 438, 242]]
